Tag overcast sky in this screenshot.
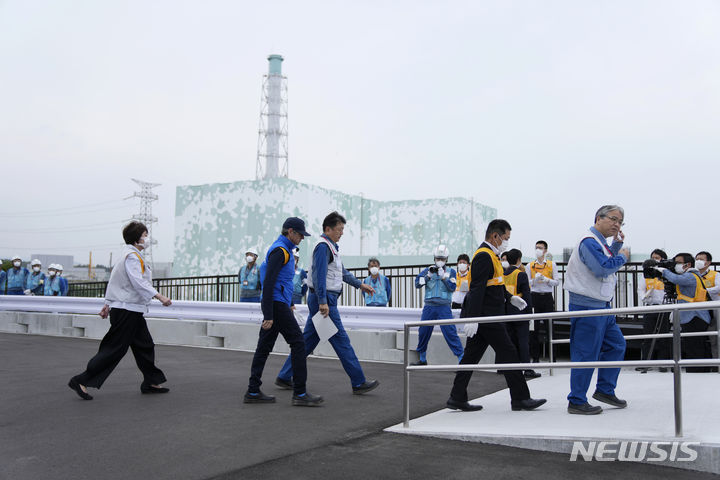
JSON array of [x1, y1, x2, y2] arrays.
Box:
[[0, 0, 718, 268]]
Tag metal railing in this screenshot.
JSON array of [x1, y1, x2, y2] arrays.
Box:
[[402, 300, 720, 437]]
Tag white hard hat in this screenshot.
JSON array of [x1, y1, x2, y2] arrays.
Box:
[[245, 248, 258, 256], [31, 259, 42, 266], [11, 254, 21, 261], [56, 264, 64, 271], [434, 245, 449, 259], [48, 264, 57, 270]]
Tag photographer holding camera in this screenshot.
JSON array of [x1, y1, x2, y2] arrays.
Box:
[[636, 249, 671, 372], [655, 253, 712, 373]]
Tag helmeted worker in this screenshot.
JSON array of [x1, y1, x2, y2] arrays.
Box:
[[24, 259, 47, 295], [413, 245, 464, 365], [44, 265, 62, 296], [56, 264, 69, 296], [291, 249, 308, 305], [362, 257, 391, 307], [4, 255, 29, 295], [238, 248, 261, 303], [451, 254, 471, 309]]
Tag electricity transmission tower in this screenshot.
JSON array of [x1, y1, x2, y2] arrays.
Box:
[[127, 178, 160, 266]]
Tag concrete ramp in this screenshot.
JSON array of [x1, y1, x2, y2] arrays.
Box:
[[386, 370, 720, 474]]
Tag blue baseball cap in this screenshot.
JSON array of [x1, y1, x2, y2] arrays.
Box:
[[282, 217, 311, 237]]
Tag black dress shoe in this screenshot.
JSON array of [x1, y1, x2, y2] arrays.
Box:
[[292, 392, 324, 407], [524, 370, 542, 379], [446, 397, 483, 411], [592, 391, 627, 408], [410, 361, 427, 366], [141, 383, 170, 394], [274, 377, 293, 390], [567, 402, 603, 415], [352, 379, 380, 395], [511, 398, 547, 411], [243, 390, 276, 404], [68, 377, 93, 400]]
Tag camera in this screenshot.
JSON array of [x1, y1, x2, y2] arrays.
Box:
[[642, 259, 675, 279], [429, 266, 439, 274]]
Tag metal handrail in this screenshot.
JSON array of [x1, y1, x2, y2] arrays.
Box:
[[402, 300, 720, 437]]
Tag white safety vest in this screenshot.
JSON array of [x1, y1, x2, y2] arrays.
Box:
[[564, 230, 617, 302], [105, 245, 155, 312], [307, 237, 344, 293]]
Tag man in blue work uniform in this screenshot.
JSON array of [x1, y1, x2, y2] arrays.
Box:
[[564, 205, 630, 415], [245, 217, 322, 406], [291, 249, 308, 305], [56, 264, 69, 296], [24, 259, 47, 295], [238, 248, 261, 302], [362, 257, 391, 307], [413, 245, 464, 365], [4, 255, 29, 295], [276, 211, 380, 395], [0, 267, 6, 295], [44, 265, 62, 296]]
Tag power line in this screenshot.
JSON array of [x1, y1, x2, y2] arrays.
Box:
[[0, 220, 126, 234], [0, 202, 133, 218]]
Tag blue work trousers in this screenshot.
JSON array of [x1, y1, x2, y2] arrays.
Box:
[[278, 291, 366, 387], [567, 303, 626, 405], [416, 304, 464, 357], [240, 296, 261, 303], [6, 288, 24, 295]]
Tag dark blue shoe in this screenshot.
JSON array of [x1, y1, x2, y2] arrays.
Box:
[[243, 390, 276, 404], [352, 379, 380, 395]]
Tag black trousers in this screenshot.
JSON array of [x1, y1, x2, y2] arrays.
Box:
[[75, 308, 166, 388], [640, 312, 671, 360], [530, 292, 554, 362], [682, 317, 711, 373], [505, 320, 531, 364], [249, 301, 307, 395], [450, 322, 530, 402]]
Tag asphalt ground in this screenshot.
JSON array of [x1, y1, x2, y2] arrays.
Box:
[[0, 332, 715, 480]]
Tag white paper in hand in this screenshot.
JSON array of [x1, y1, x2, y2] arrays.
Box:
[[312, 311, 338, 342]]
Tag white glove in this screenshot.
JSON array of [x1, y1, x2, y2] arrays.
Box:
[[510, 296, 527, 310], [442, 271, 450, 280], [23, 289, 31, 295], [534, 273, 546, 283], [418, 277, 426, 286], [437, 267, 445, 278], [654, 267, 667, 274], [463, 322, 478, 338]]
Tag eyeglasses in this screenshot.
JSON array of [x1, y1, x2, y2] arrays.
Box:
[[603, 215, 625, 227]]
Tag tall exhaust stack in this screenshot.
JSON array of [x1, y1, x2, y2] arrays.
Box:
[[256, 54, 289, 179]]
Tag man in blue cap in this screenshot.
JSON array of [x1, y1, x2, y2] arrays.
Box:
[[245, 217, 323, 406]]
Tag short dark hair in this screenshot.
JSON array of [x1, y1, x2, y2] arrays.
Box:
[[485, 219, 511, 239], [505, 248, 522, 265], [674, 253, 694, 267], [123, 221, 147, 245], [457, 254, 470, 263], [368, 257, 380, 267], [322, 211, 346, 230], [535, 240, 548, 249], [697, 251, 713, 262], [651, 248, 668, 260]]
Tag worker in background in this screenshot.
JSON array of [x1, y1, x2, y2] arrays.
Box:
[[696, 251, 719, 363], [44, 265, 62, 296], [362, 257, 391, 307], [56, 264, 69, 296], [636, 249, 670, 372], [525, 240, 560, 364], [4, 255, 29, 295], [239, 248, 261, 303], [413, 245, 464, 365], [292, 249, 308, 305], [24, 259, 47, 295], [0, 265, 6, 295], [452, 254, 471, 309]]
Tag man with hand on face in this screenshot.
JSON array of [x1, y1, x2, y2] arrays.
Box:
[[239, 248, 261, 303], [4, 255, 29, 295], [24, 259, 46, 295], [526, 241, 559, 364], [447, 219, 546, 413], [655, 253, 712, 373], [276, 211, 380, 396], [564, 205, 630, 415], [413, 245, 464, 365], [246, 217, 323, 406], [695, 251, 719, 361]]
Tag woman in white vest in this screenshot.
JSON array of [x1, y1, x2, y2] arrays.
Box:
[[68, 221, 172, 401], [563, 205, 630, 415]]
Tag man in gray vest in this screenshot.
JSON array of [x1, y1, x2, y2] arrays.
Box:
[[276, 211, 380, 395], [564, 205, 630, 415]]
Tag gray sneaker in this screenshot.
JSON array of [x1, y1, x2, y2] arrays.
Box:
[[568, 402, 603, 415]]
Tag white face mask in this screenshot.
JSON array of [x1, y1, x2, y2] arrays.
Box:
[[535, 248, 545, 259], [13, 261, 21, 267], [139, 236, 151, 248], [369, 266, 379, 276], [49, 271, 56, 277], [33, 266, 41, 272], [501, 260, 510, 269], [435, 260, 446, 268], [457, 263, 468, 273], [695, 260, 706, 270], [675, 264, 686, 274], [246, 255, 255, 264], [497, 239, 509, 254]]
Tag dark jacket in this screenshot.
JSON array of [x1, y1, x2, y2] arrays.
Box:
[[503, 265, 533, 315], [461, 242, 512, 318]]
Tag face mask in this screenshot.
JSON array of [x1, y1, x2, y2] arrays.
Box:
[[497, 239, 509, 254], [140, 236, 151, 248], [369, 267, 379, 276], [246, 255, 255, 263], [49, 271, 56, 277], [675, 264, 686, 274], [535, 249, 545, 259], [501, 261, 510, 269], [13, 261, 21, 267], [458, 263, 468, 273], [695, 260, 706, 270], [33, 266, 40, 272], [435, 260, 446, 268]]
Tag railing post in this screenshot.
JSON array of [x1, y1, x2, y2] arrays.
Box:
[[548, 317, 555, 376], [216, 276, 221, 302], [671, 307, 683, 437], [403, 323, 410, 428]]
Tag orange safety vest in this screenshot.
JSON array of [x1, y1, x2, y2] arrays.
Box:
[[529, 260, 553, 280], [645, 277, 664, 292], [701, 270, 717, 290], [503, 268, 523, 296], [455, 271, 470, 291], [472, 246, 504, 287], [676, 273, 708, 303]]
